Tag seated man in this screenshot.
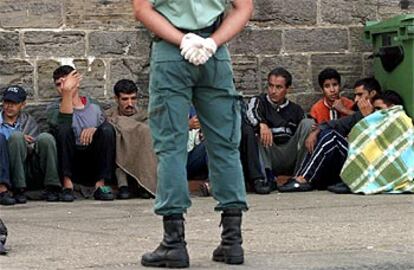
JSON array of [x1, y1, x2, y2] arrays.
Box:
[[48, 66, 116, 201], [341, 90, 414, 194], [240, 101, 268, 194], [279, 77, 382, 192], [187, 107, 208, 180], [245, 67, 314, 192], [106, 79, 156, 199], [187, 107, 210, 196], [0, 85, 61, 206], [310, 68, 354, 123]]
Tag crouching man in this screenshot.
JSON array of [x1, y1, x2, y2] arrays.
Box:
[[0, 85, 61, 205]]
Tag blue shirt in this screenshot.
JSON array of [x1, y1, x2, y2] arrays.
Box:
[[0, 111, 21, 140]]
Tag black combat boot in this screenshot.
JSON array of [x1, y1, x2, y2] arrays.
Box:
[[0, 218, 7, 255], [141, 214, 189, 268], [212, 208, 244, 264]]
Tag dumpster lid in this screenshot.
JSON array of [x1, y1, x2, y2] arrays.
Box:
[[365, 13, 414, 32], [365, 14, 414, 34]]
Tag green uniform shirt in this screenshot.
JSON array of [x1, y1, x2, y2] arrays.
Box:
[[150, 0, 230, 30]]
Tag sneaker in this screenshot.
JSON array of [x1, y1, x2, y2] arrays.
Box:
[[253, 179, 271, 195], [278, 178, 313, 192], [327, 182, 351, 194], [117, 186, 130, 200], [60, 188, 75, 202], [43, 186, 60, 202], [14, 191, 27, 204], [93, 186, 114, 201], [0, 192, 15, 206]]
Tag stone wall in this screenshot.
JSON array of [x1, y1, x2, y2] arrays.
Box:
[[0, 0, 413, 125]]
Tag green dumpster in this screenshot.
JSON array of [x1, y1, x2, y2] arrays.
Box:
[[365, 14, 414, 117]]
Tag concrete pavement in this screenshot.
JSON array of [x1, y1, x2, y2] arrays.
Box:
[[0, 191, 413, 269]]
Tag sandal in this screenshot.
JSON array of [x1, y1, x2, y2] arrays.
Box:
[[278, 178, 312, 192], [199, 182, 211, 197]]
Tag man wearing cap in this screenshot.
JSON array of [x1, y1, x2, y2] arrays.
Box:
[[0, 85, 61, 206], [132, 0, 253, 267]]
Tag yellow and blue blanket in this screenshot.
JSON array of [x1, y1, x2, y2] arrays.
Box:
[[341, 105, 414, 194]]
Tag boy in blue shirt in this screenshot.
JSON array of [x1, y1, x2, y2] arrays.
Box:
[[0, 85, 61, 205]]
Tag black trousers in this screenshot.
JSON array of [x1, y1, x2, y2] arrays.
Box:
[[240, 121, 264, 189], [55, 122, 116, 186]]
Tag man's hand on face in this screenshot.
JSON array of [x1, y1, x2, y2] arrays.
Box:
[[358, 98, 374, 116], [61, 70, 81, 94], [80, 127, 97, 146], [259, 123, 273, 148], [332, 99, 347, 113], [24, 135, 34, 144], [188, 115, 200, 130]]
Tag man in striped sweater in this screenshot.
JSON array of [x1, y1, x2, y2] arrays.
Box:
[[243, 67, 314, 193]]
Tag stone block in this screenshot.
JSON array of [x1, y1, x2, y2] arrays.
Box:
[[0, 0, 62, 28], [0, 31, 20, 57], [231, 56, 259, 96], [259, 55, 312, 94], [88, 31, 151, 58], [73, 59, 106, 98], [24, 31, 86, 57], [350, 26, 372, 52], [284, 28, 348, 53], [109, 58, 150, 96], [362, 53, 374, 77], [65, 0, 138, 29], [311, 53, 363, 92], [320, 0, 377, 25], [377, 0, 414, 19], [289, 92, 323, 113], [252, 0, 317, 25], [37, 59, 61, 99], [229, 28, 282, 55], [0, 59, 33, 97]]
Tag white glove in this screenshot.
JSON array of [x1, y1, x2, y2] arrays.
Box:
[[180, 33, 205, 61], [189, 48, 210, 66], [188, 38, 218, 65], [180, 34, 218, 66], [202, 38, 217, 58]]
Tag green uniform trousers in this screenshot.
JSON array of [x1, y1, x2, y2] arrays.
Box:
[[8, 132, 61, 190], [149, 40, 248, 216]]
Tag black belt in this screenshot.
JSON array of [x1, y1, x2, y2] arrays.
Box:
[[178, 23, 217, 35], [153, 14, 223, 42], [178, 13, 223, 34]]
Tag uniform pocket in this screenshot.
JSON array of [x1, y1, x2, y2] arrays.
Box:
[[149, 95, 178, 153]]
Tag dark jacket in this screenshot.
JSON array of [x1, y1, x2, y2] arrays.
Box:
[[246, 94, 305, 144], [319, 111, 364, 137]]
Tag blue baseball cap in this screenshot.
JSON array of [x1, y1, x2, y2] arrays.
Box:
[[2, 85, 27, 103]]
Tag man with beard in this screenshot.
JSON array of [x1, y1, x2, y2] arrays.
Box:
[[105, 79, 157, 199]]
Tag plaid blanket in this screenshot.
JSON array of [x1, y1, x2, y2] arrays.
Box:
[[340, 105, 414, 194]]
